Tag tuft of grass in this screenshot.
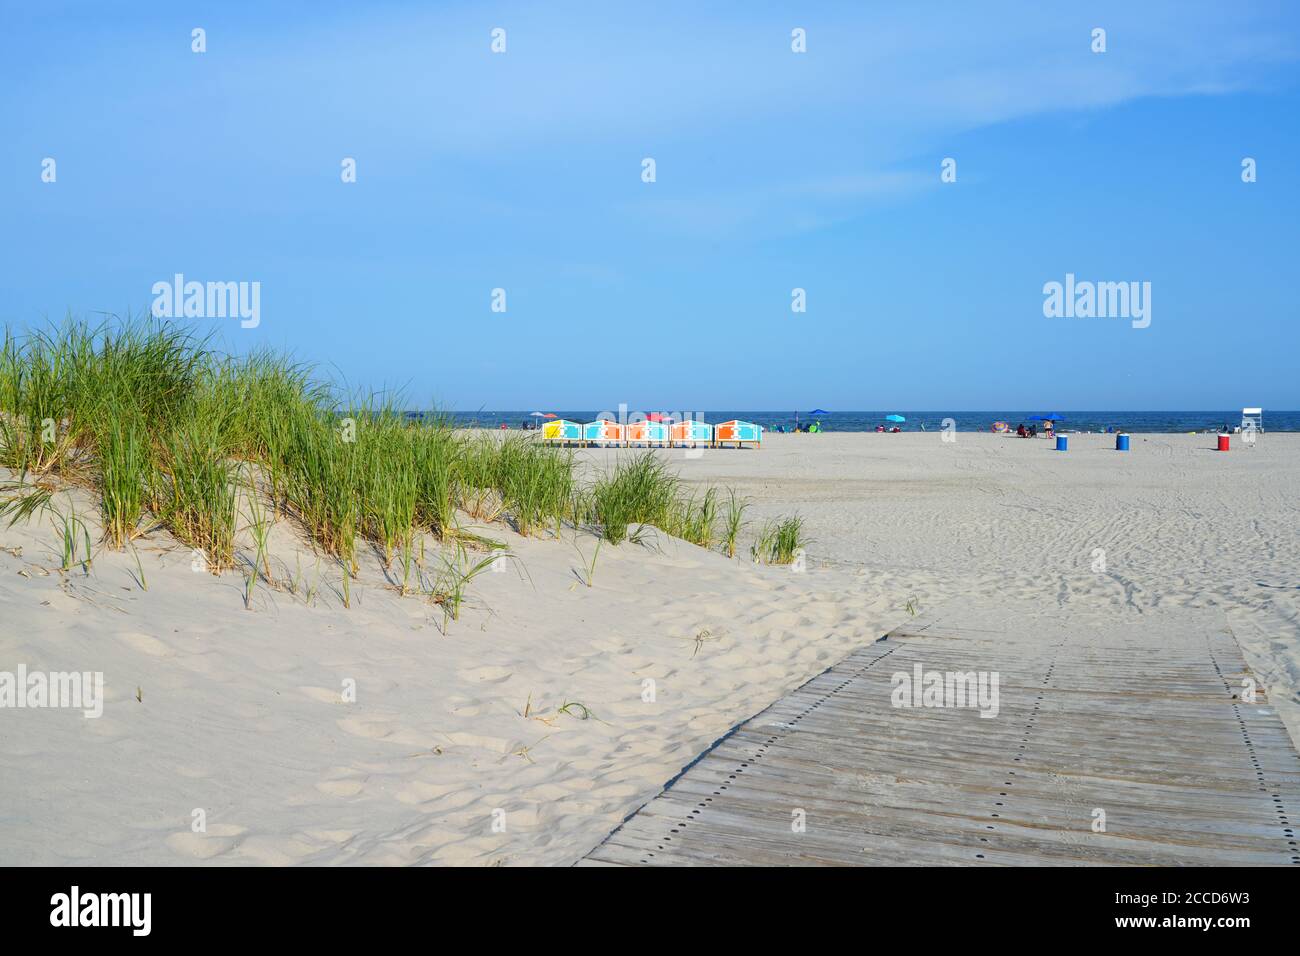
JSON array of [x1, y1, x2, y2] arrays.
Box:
[[432, 539, 504, 627], [458, 437, 507, 523], [752, 514, 807, 565], [280, 405, 361, 567], [670, 487, 720, 549], [358, 408, 420, 565], [51, 499, 93, 574], [339, 559, 352, 609], [412, 417, 460, 539], [0, 479, 54, 528], [97, 406, 148, 550], [243, 475, 274, 608], [557, 700, 597, 721], [722, 487, 748, 558], [154, 415, 238, 571], [128, 542, 148, 591], [574, 537, 602, 587], [591, 453, 678, 544], [497, 437, 573, 537]]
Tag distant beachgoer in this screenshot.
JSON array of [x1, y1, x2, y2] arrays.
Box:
[[1017, 424, 1027, 437]]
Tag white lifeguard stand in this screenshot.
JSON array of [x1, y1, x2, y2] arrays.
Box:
[[1241, 407, 1262, 444]]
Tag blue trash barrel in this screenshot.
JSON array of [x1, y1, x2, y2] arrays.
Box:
[[1116, 434, 1130, 451], [1055, 436, 1068, 452]]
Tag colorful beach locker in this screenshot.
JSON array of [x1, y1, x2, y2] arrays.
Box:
[[582, 419, 624, 444], [670, 419, 713, 445], [715, 420, 762, 446], [541, 419, 582, 442], [626, 419, 670, 444]]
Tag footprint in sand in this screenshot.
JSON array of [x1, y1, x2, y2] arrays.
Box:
[[164, 823, 247, 860], [229, 835, 319, 865], [456, 665, 513, 684], [299, 685, 349, 704], [337, 716, 395, 740], [115, 631, 174, 658], [316, 778, 367, 797], [442, 695, 492, 717]]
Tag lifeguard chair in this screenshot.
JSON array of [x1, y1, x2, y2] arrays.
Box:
[[1241, 407, 1262, 434], [1241, 407, 1262, 446]]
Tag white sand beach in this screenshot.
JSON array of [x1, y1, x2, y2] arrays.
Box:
[[2, 431, 1298, 865]]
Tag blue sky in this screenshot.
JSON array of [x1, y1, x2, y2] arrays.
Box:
[[2, 0, 1298, 410]]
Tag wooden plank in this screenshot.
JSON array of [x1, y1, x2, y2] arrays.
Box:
[[580, 602, 1300, 866]]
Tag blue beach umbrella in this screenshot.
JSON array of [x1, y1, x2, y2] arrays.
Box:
[[885, 414, 906, 423], [808, 408, 830, 416]]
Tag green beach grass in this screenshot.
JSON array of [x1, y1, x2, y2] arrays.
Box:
[[1, 316, 808, 607]]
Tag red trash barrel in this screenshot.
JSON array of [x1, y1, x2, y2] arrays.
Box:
[[1217, 434, 1230, 452]]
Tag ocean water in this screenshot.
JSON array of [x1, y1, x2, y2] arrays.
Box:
[[437, 411, 1298, 434]]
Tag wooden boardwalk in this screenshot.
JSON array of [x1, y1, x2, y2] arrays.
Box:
[[582, 603, 1300, 866]]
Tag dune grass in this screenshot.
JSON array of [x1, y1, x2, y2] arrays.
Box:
[[152, 414, 239, 570], [590, 453, 679, 544], [669, 486, 720, 549], [722, 487, 748, 558], [496, 436, 573, 537], [752, 515, 807, 565], [1, 316, 804, 614], [97, 404, 149, 549]]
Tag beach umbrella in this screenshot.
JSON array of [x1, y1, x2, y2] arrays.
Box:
[[1028, 413, 1065, 421], [885, 414, 906, 423], [529, 411, 547, 418], [542, 412, 558, 419], [808, 408, 830, 416]]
